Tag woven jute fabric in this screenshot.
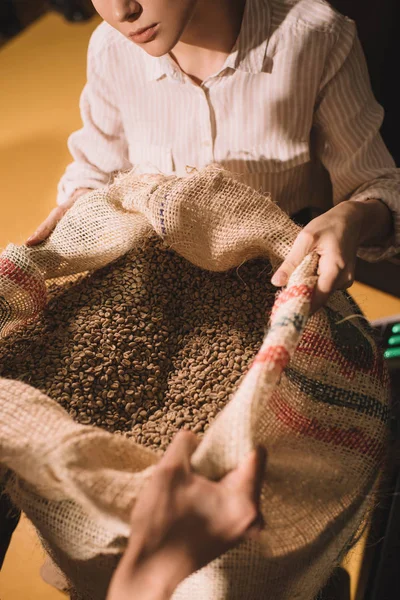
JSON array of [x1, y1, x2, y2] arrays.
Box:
[[0, 165, 390, 600]]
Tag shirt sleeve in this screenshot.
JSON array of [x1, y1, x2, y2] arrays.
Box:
[[313, 19, 400, 261], [56, 33, 131, 205]]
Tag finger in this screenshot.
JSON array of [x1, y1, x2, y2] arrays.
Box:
[[222, 446, 267, 502], [26, 208, 66, 246], [311, 256, 342, 313], [335, 265, 356, 291], [26, 224, 56, 246], [245, 517, 264, 542], [160, 430, 200, 472], [271, 230, 315, 287]]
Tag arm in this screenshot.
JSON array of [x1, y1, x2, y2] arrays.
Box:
[[58, 30, 131, 205], [313, 20, 399, 259], [272, 21, 399, 309], [27, 29, 131, 245]]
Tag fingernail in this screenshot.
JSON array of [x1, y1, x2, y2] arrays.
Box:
[[271, 272, 287, 287]]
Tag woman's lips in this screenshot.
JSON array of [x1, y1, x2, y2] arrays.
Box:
[[129, 23, 159, 44]]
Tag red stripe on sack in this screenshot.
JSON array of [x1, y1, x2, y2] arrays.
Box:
[[297, 331, 358, 380], [297, 330, 386, 384], [0, 257, 37, 288], [272, 285, 313, 317], [271, 392, 385, 461], [0, 257, 47, 308], [254, 345, 290, 369]]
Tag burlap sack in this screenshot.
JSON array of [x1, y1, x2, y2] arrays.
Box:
[[0, 166, 389, 600]]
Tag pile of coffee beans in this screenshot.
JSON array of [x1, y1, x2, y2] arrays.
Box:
[[0, 235, 275, 453]]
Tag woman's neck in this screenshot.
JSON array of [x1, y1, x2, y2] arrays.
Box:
[[170, 0, 246, 84]]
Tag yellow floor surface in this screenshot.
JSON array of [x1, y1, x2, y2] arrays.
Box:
[[0, 11, 399, 600], [0, 13, 101, 600]]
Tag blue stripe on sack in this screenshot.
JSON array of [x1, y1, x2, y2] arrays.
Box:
[[284, 368, 389, 423], [270, 313, 306, 333], [159, 194, 168, 235]]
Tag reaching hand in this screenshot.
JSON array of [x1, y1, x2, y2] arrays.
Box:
[[107, 431, 266, 600]]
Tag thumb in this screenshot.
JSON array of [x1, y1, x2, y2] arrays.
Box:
[[222, 446, 267, 502], [161, 431, 200, 472], [271, 230, 315, 287]]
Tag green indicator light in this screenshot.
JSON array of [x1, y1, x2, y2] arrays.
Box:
[[388, 335, 400, 346], [392, 323, 400, 334], [384, 348, 400, 359]]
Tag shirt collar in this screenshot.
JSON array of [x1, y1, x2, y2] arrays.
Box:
[[224, 0, 271, 74], [146, 53, 184, 82], [145, 0, 270, 82]]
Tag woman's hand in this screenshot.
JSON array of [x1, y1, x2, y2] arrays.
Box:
[[271, 199, 392, 312], [26, 188, 92, 246], [107, 431, 266, 600]]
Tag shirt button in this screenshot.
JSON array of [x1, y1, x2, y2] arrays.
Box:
[[204, 141, 212, 148]]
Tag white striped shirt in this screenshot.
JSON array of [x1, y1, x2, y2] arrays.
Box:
[[57, 0, 400, 260]]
